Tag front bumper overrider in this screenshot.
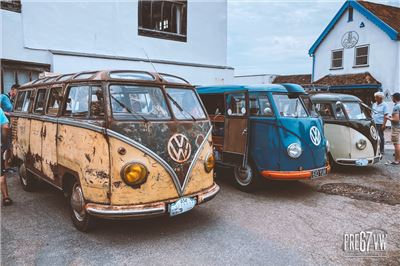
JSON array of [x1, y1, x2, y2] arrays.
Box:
[[85, 183, 220, 219]]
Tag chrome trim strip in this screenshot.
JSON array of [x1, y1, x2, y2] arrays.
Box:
[[86, 205, 166, 217], [181, 127, 213, 193], [106, 129, 184, 195]]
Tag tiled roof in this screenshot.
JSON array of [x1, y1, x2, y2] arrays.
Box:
[[272, 74, 312, 85], [313, 72, 381, 86], [359, 1, 400, 36]]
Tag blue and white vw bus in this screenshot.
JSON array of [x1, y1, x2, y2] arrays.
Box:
[[197, 84, 330, 191]]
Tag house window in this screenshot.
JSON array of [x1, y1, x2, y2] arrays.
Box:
[[331, 49, 343, 69], [354, 45, 369, 67], [1, 59, 50, 94], [348, 7, 353, 22], [1, 0, 21, 13], [138, 0, 187, 42]]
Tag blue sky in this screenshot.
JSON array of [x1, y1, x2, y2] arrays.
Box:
[[227, 0, 399, 76]]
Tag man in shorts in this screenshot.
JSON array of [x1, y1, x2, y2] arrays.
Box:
[[388, 93, 400, 165]]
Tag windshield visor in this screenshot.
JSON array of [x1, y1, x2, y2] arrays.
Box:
[[273, 94, 309, 118], [166, 88, 206, 120], [110, 85, 170, 120]]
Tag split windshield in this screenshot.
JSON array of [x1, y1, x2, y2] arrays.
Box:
[[109, 85, 206, 121], [272, 94, 309, 118], [110, 85, 170, 120], [342, 102, 370, 120], [166, 88, 206, 120]]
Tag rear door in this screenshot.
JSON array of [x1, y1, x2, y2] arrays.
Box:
[[223, 91, 249, 166]]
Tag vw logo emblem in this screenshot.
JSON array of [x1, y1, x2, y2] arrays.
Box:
[[370, 126, 378, 140], [310, 126, 321, 146], [168, 134, 192, 163]]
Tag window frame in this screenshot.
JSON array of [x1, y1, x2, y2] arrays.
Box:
[[109, 84, 172, 121], [354, 44, 369, 67], [271, 93, 310, 118], [62, 85, 91, 119], [14, 90, 33, 113], [46, 87, 64, 116], [138, 0, 187, 42], [330, 49, 344, 70], [248, 92, 275, 117], [33, 88, 49, 115]]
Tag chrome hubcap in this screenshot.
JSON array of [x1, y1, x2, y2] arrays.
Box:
[[71, 184, 85, 222], [234, 164, 253, 186]]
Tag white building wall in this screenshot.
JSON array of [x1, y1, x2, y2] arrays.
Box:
[[233, 74, 275, 85], [313, 8, 400, 97], [1, 0, 233, 85]]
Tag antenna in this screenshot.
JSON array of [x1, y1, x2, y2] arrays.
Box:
[[142, 48, 160, 76]]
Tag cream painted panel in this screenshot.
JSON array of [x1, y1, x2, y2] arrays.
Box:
[[324, 123, 350, 160], [41, 122, 58, 180], [13, 118, 31, 160], [29, 119, 43, 171], [184, 134, 214, 195], [109, 138, 179, 205], [349, 128, 375, 159], [57, 124, 110, 204]]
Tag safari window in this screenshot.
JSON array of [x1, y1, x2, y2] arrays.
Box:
[[63, 86, 90, 117], [226, 93, 246, 116], [110, 85, 170, 120], [90, 86, 105, 118], [166, 88, 206, 120], [249, 93, 273, 117], [34, 89, 47, 114], [47, 87, 63, 116]]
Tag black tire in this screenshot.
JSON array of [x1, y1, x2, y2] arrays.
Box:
[[69, 181, 96, 232], [328, 153, 339, 171], [233, 162, 261, 192], [18, 163, 37, 192]]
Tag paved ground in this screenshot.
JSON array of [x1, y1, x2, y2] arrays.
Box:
[[1, 152, 400, 265]]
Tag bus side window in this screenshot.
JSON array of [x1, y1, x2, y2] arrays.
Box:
[[15, 91, 32, 112], [47, 87, 63, 116], [63, 86, 90, 117], [90, 86, 105, 118], [315, 103, 335, 119], [34, 89, 47, 114], [249, 93, 273, 117]]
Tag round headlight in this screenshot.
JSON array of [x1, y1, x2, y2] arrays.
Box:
[[121, 163, 148, 187], [287, 143, 302, 159], [356, 139, 367, 150], [204, 153, 215, 173]]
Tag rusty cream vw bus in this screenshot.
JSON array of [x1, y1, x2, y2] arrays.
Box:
[[11, 70, 219, 231]]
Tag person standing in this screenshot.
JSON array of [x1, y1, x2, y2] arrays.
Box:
[[387, 93, 400, 165], [372, 92, 389, 154], [0, 107, 12, 206]]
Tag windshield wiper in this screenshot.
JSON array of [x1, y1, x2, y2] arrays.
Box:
[[110, 95, 149, 123], [166, 93, 196, 121]]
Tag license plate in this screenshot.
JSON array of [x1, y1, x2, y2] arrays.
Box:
[[355, 159, 369, 166], [168, 197, 197, 217], [311, 167, 327, 179]]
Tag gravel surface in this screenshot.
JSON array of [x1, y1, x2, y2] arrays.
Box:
[[1, 152, 400, 265]]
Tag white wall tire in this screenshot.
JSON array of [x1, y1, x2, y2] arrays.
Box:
[[233, 162, 260, 192]]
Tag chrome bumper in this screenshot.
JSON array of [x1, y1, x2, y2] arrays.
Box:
[[336, 154, 382, 166], [85, 183, 220, 219]]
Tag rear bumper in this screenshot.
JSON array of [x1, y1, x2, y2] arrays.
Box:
[[85, 183, 220, 219], [335, 154, 382, 166], [260, 165, 330, 180]]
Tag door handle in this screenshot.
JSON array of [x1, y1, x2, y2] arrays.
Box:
[[242, 128, 247, 135]]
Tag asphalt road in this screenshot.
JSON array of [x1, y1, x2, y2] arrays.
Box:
[[1, 152, 400, 265]]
